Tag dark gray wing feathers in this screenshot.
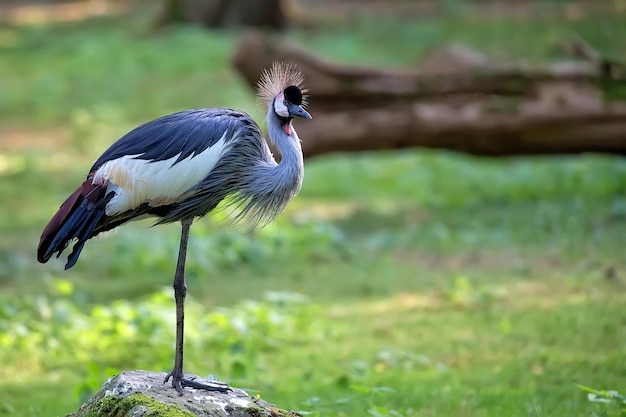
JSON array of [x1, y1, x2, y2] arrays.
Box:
[[154, 126, 270, 225], [90, 108, 255, 171]]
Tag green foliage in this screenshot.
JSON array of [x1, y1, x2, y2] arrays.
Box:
[[291, 5, 626, 66], [0, 282, 323, 402], [579, 385, 626, 417], [300, 384, 401, 417], [0, 19, 252, 128]]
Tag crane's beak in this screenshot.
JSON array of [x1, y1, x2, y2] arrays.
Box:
[[288, 103, 312, 120]]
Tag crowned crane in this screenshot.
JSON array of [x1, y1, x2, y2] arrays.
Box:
[[37, 62, 311, 395]]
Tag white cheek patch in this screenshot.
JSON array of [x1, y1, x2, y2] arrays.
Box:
[[273, 93, 289, 118], [93, 132, 231, 215]]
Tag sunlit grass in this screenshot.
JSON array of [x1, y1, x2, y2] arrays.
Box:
[[0, 16, 252, 128], [1, 275, 624, 416]]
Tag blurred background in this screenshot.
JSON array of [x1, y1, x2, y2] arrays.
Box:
[[1, 1, 625, 416]]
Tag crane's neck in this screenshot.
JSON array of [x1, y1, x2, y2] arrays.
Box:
[[230, 105, 305, 228], [265, 108, 304, 194]]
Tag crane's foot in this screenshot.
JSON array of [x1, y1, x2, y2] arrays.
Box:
[[164, 370, 231, 395]]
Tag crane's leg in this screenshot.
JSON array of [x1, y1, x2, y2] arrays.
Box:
[[164, 218, 230, 395]]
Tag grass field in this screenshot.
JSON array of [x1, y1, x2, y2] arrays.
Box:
[[1, 3, 625, 416]]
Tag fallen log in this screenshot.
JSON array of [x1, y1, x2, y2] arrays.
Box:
[[232, 31, 626, 158], [297, 107, 626, 157]]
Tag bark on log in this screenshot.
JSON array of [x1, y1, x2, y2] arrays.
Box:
[[232, 31, 626, 158], [300, 108, 626, 157], [68, 370, 300, 417]]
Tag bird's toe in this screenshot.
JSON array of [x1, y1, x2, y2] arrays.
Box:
[[181, 377, 231, 392]]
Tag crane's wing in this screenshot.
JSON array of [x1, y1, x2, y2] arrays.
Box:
[[91, 108, 254, 170], [90, 108, 262, 216], [38, 108, 261, 269]]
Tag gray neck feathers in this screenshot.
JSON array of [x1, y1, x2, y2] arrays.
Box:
[[231, 108, 304, 227], [265, 108, 304, 185]]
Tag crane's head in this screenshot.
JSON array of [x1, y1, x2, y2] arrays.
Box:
[[274, 85, 311, 120], [258, 62, 311, 134]]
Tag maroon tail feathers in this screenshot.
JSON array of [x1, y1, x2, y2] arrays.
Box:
[[37, 176, 111, 270]]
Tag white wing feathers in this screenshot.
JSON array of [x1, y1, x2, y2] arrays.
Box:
[[93, 133, 231, 216]]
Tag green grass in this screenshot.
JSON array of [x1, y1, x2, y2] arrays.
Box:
[[1, 4, 626, 417]]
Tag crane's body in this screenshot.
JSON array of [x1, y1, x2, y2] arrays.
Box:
[[37, 63, 311, 394], [38, 107, 304, 269]]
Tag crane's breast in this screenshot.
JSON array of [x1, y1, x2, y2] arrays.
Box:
[[93, 131, 233, 216]]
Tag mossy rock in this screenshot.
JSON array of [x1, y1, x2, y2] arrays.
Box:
[[67, 371, 301, 417]]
